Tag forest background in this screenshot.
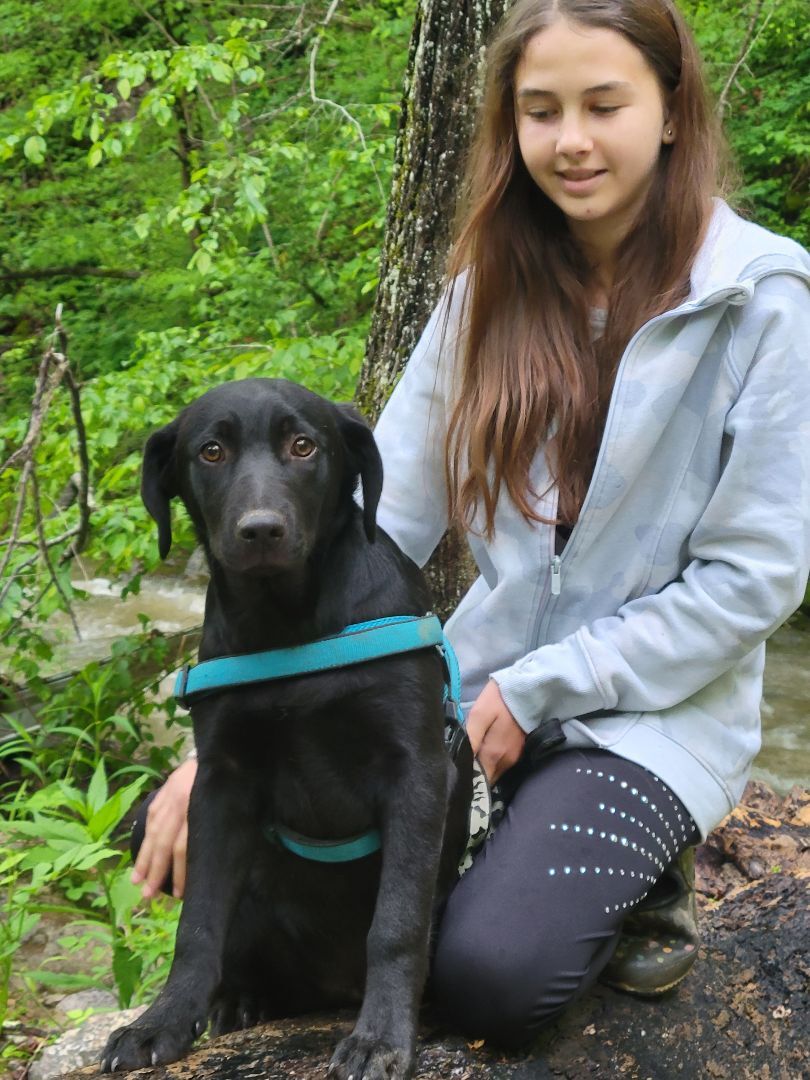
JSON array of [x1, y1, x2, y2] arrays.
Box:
[[0, 0, 808, 1073]]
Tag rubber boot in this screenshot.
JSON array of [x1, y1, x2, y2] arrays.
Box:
[[600, 847, 700, 996]]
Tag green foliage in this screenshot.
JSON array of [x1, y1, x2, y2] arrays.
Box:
[[686, 0, 810, 245], [1, 626, 190, 784], [0, 759, 179, 1019]]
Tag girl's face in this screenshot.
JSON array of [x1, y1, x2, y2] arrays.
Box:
[[514, 18, 674, 258]]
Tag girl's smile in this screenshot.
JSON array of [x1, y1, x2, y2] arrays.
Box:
[[514, 18, 675, 268], [557, 168, 608, 195]]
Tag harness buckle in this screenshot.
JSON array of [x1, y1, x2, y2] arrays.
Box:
[[444, 697, 464, 725], [174, 663, 192, 711]]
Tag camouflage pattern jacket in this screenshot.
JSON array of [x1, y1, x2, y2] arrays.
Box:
[[373, 201, 810, 838]]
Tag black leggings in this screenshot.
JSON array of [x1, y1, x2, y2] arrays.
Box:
[[430, 747, 698, 1047], [130, 747, 698, 1047]]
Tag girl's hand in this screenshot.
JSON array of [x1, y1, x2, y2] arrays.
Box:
[[131, 757, 197, 900], [465, 680, 526, 784]]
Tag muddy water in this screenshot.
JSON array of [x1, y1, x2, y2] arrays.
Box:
[[16, 575, 810, 795], [757, 612, 810, 793]]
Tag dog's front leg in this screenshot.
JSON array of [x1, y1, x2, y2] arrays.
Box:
[[101, 763, 259, 1073], [330, 758, 449, 1080]]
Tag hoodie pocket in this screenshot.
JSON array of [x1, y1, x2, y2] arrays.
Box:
[[566, 712, 642, 748]]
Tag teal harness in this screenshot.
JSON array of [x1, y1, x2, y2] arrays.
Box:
[[174, 614, 463, 864]]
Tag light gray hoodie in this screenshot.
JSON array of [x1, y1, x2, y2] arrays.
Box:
[[373, 201, 810, 839]]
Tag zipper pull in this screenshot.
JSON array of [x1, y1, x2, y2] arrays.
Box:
[[550, 555, 562, 596]]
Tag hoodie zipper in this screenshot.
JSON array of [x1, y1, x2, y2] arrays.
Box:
[[531, 291, 744, 649]]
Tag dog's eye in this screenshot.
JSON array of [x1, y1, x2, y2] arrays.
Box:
[[200, 441, 224, 463], [290, 436, 316, 458]]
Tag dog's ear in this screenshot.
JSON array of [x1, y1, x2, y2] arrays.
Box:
[[337, 404, 383, 542], [141, 420, 181, 559]]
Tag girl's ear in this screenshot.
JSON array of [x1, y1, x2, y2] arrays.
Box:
[[662, 119, 677, 144], [141, 420, 181, 559], [336, 404, 383, 543]]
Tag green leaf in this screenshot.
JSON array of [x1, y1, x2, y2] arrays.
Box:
[[23, 135, 46, 164], [208, 60, 233, 84], [88, 143, 103, 168], [113, 942, 143, 1008], [87, 760, 109, 816], [117, 77, 132, 101]]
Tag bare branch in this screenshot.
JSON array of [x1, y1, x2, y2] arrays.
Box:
[[0, 458, 33, 588], [260, 220, 282, 271], [0, 305, 92, 624], [31, 470, 82, 640], [308, 0, 384, 201], [717, 0, 774, 117], [0, 266, 141, 282], [132, 0, 181, 48], [63, 365, 91, 557]]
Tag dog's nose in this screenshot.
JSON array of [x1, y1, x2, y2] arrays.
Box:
[[236, 510, 287, 544]]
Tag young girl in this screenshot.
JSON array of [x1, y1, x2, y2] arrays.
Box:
[[133, 0, 810, 1049]]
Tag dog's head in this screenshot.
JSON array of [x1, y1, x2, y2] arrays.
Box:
[[141, 378, 382, 575]]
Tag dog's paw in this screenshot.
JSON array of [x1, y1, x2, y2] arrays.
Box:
[[209, 995, 266, 1037], [328, 1034, 413, 1080], [99, 1014, 203, 1073]]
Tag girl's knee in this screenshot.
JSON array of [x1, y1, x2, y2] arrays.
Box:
[[431, 930, 576, 1048]]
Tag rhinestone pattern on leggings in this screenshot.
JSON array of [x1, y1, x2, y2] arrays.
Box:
[[431, 748, 700, 1048]]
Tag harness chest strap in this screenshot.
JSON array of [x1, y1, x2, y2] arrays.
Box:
[[174, 614, 458, 706], [174, 614, 466, 864]]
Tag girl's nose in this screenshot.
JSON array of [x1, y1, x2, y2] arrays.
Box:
[[555, 115, 593, 156]]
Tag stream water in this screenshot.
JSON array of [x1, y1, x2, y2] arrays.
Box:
[[8, 571, 810, 795]]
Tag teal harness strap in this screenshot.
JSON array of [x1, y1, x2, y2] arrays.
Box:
[[174, 614, 463, 865], [174, 614, 446, 707], [264, 824, 383, 862]]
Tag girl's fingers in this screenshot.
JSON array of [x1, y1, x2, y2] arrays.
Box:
[[172, 823, 189, 899]]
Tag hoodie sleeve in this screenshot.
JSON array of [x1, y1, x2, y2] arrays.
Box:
[[491, 272, 810, 731], [372, 284, 465, 568]]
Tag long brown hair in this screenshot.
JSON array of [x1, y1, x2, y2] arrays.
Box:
[[445, 0, 727, 537]]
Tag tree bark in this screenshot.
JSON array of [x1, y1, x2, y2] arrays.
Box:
[[357, 0, 510, 418], [356, 0, 510, 620]]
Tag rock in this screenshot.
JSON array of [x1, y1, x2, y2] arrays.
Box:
[[55, 784, 809, 1080], [695, 781, 810, 901], [53, 990, 119, 1018], [183, 547, 209, 582], [28, 1007, 146, 1080]]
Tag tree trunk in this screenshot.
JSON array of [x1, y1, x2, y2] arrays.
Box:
[[357, 0, 510, 620], [357, 0, 510, 415]]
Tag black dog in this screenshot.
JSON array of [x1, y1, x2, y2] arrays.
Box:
[[101, 378, 472, 1079]]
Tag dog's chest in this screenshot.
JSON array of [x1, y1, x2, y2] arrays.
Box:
[[197, 686, 386, 839]]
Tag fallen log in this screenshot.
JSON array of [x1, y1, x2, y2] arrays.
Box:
[[58, 783, 810, 1079]]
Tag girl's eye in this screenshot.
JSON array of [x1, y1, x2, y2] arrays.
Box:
[[529, 110, 554, 122], [200, 441, 224, 463], [592, 105, 620, 115], [291, 436, 316, 458]]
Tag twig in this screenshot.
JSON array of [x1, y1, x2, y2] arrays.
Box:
[[31, 470, 82, 640], [308, 0, 384, 200], [0, 344, 65, 479], [0, 266, 141, 282], [131, 0, 181, 48], [0, 525, 81, 552], [63, 365, 91, 557], [0, 458, 33, 585], [717, 0, 773, 117], [260, 220, 282, 271], [0, 305, 92, 622]]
